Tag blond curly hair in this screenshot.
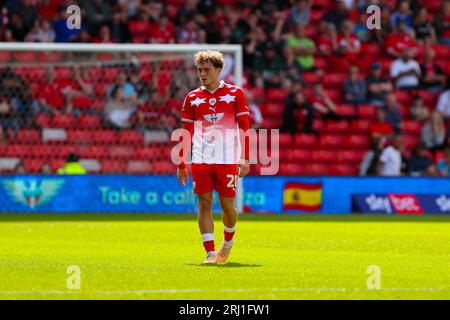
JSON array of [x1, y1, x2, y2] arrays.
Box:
[[194, 50, 225, 69]]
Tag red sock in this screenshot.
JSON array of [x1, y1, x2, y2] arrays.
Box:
[[224, 225, 236, 242], [201, 233, 215, 253]]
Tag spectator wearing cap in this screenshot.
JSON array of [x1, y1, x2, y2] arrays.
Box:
[[57, 154, 86, 175], [365, 62, 393, 106], [286, 24, 316, 71], [420, 47, 446, 92], [390, 48, 421, 89], [343, 65, 366, 105]]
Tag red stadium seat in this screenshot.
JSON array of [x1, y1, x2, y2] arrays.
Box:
[[404, 135, 420, 149], [76, 114, 101, 128], [337, 150, 364, 163], [108, 145, 135, 159], [57, 144, 80, 158], [323, 73, 347, 88], [329, 164, 358, 176], [79, 145, 108, 159], [52, 114, 76, 129], [337, 104, 357, 117], [152, 161, 176, 174], [30, 144, 57, 158], [0, 51, 11, 63], [261, 118, 282, 129], [92, 130, 117, 144], [54, 67, 71, 80], [36, 113, 51, 128], [266, 88, 288, 102], [263, 103, 285, 117], [311, 150, 335, 163], [324, 120, 349, 133], [126, 160, 152, 174], [395, 90, 412, 106], [67, 130, 93, 143], [5, 144, 31, 158], [319, 134, 345, 148], [279, 133, 293, 147], [402, 120, 422, 135], [344, 134, 371, 149], [289, 149, 312, 162], [118, 130, 144, 145], [247, 87, 265, 101], [361, 43, 382, 57], [326, 89, 342, 102], [23, 159, 45, 173], [303, 163, 330, 176], [432, 44, 450, 60], [14, 130, 41, 144], [358, 105, 377, 119], [313, 119, 324, 131], [135, 146, 159, 159], [302, 72, 322, 85], [101, 160, 126, 173], [351, 119, 371, 133], [294, 133, 318, 147]]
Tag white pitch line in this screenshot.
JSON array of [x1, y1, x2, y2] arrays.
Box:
[[0, 287, 448, 295]]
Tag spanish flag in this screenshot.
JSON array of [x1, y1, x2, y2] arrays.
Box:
[[283, 182, 323, 212]]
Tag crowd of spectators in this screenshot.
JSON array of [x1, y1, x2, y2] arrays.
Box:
[[0, 0, 450, 176]]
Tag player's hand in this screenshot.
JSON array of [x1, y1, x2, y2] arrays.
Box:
[[238, 161, 250, 177], [177, 168, 189, 187]]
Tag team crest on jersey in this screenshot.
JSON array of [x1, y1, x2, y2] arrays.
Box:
[[203, 113, 224, 123], [209, 98, 216, 105]]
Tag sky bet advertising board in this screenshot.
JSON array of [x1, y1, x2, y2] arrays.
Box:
[[0, 175, 450, 214]]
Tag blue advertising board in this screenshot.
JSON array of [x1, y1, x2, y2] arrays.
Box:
[[0, 175, 450, 214]]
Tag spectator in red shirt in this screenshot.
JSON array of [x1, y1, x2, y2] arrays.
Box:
[[317, 22, 338, 56], [370, 107, 394, 140], [385, 21, 416, 59], [93, 25, 115, 43], [337, 20, 361, 62], [309, 83, 341, 120], [149, 14, 176, 43]]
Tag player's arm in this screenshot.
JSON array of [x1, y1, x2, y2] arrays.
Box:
[[177, 95, 195, 187], [235, 88, 250, 177]]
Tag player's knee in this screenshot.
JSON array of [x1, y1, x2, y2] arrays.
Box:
[[198, 198, 213, 213]]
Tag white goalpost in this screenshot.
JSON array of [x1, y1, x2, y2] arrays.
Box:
[[0, 42, 245, 213]]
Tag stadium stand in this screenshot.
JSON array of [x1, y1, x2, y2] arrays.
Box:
[[0, 0, 449, 177]]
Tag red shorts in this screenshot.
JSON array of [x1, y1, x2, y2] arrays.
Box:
[[191, 164, 238, 197]]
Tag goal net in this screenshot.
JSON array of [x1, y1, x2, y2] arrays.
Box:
[[0, 43, 244, 211]]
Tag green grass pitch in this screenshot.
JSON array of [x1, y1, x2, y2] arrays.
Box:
[[0, 213, 449, 300]]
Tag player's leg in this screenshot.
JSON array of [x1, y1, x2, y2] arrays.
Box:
[[191, 164, 217, 263], [213, 164, 239, 263]]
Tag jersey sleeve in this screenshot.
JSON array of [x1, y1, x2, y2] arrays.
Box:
[[235, 88, 250, 118], [181, 94, 195, 123]]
